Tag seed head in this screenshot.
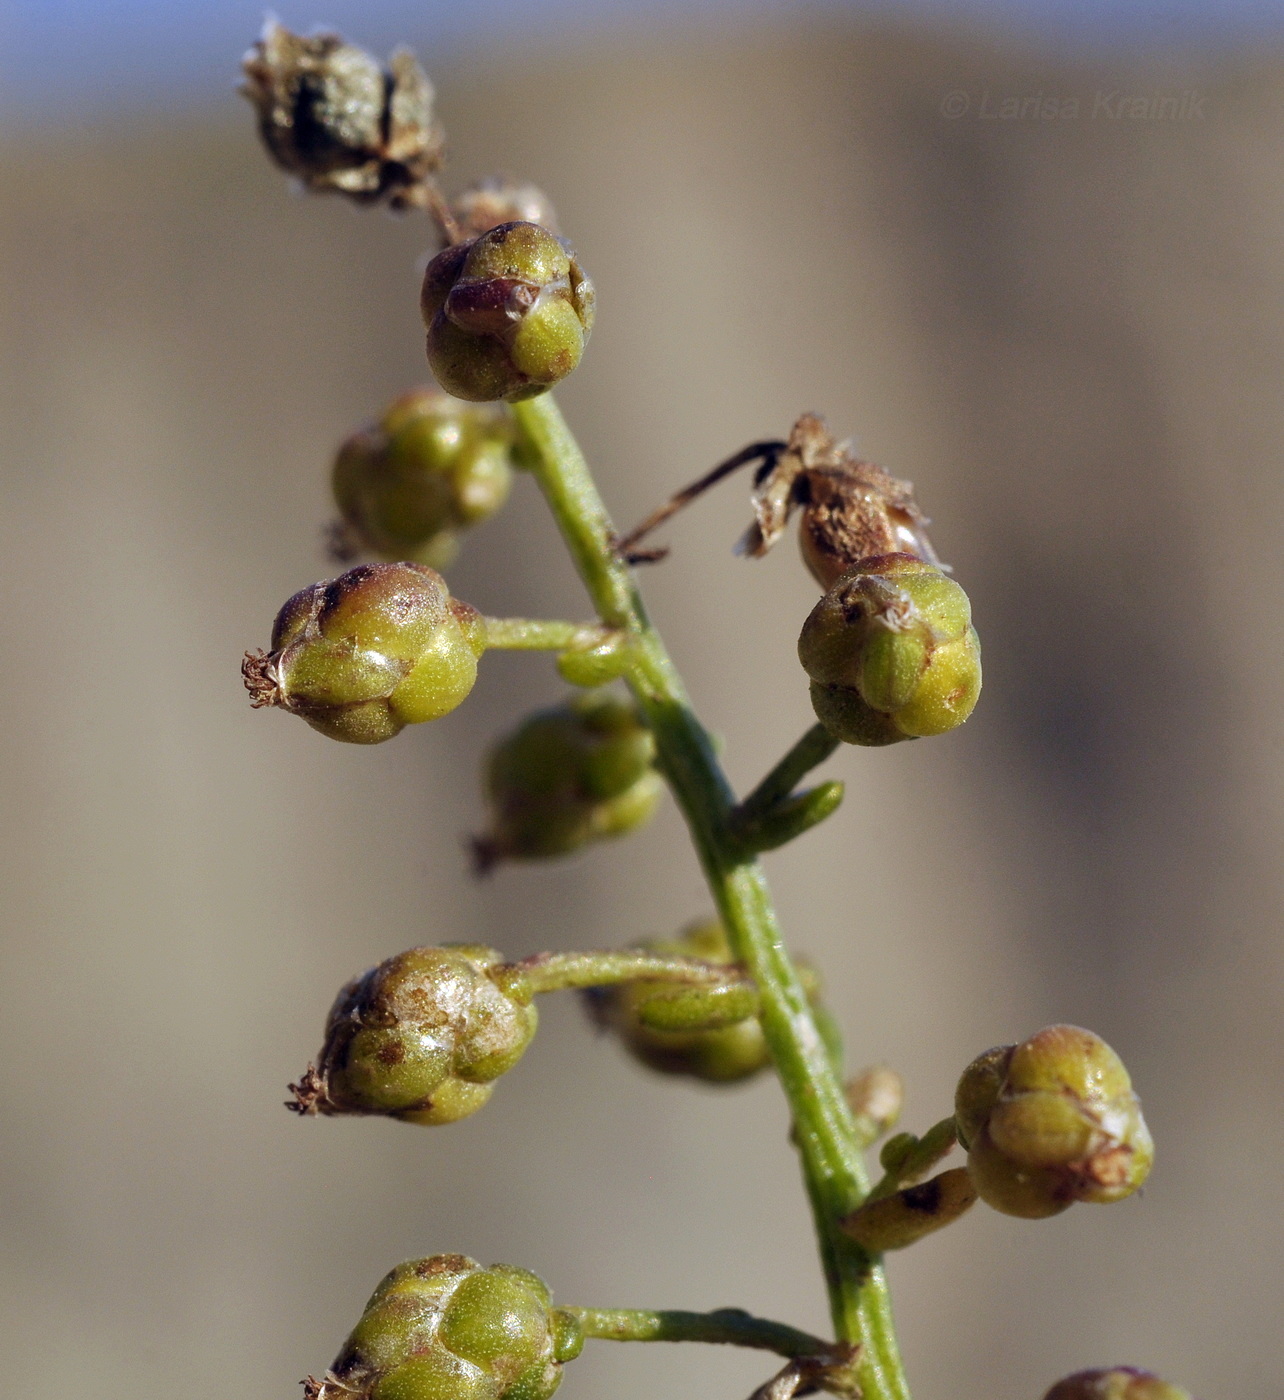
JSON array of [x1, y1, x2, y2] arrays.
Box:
[[331, 389, 515, 567], [293, 945, 538, 1126], [473, 691, 661, 869], [313, 1255, 582, 1400], [955, 1026, 1154, 1219], [244, 563, 485, 743], [241, 22, 443, 210], [421, 222, 595, 402]]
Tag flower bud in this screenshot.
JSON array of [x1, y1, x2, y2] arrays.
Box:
[[241, 22, 443, 210], [840, 1166, 977, 1252], [798, 553, 981, 746], [332, 389, 515, 567], [451, 178, 560, 240], [1043, 1369, 1193, 1400], [955, 1026, 1154, 1219], [292, 945, 537, 1126], [586, 920, 823, 1084], [845, 1065, 904, 1141], [243, 562, 485, 744], [312, 1254, 582, 1400], [474, 691, 661, 869], [421, 222, 595, 402]]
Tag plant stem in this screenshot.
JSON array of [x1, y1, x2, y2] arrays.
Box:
[[569, 1306, 831, 1360], [482, 617, 611, 651], [511, 394, 911, 1400], [514, 948, 743, 995], [737, 723, 840, 820]]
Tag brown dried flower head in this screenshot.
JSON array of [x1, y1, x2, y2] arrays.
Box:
[[742, 414, 942, 589], [240, 20, 444, 210]]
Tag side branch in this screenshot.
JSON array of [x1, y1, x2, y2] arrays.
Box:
[[513, 948, 746, 995], [482, 617, 615, 651], [569, 1306, 832, 1360]]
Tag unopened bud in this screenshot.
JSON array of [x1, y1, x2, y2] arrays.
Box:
[[451, 178, 560, 240], [1043, 1369, 1193, 1400], [474, 691, 661, 869], [840, 1166, 977, 1252], [243, 562, 485, 744], [845, 1065, 904, 1140], [292, 945, 537, 1126], [313, 1255, 581, 1400], [241, 22, 443, 210], [955, 1026, 1154, 1219], [587, 920, 823, 1084], [421, 222, 595, 402], [798, 553, 981, 746], [332, 389, 515, 567]]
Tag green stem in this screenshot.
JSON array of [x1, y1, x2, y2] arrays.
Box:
[[737, 723, 840, 820], [482, 617, 611, 651], [514, 948, 742, 995], [569, 1306, 831, 1360], [511, 394, 910, 1400]]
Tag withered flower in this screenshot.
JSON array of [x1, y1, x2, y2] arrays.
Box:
[[240, 21, 444, 210]]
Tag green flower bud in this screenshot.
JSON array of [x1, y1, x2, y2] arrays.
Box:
[[452, 178, 560, 240], [291, 945, 537, 1126], [586, 920, 824, 1084], [1043, 1369, 1194, 1400], [955, 1026, 1154, 1219], [474, 691, 661, 869], [421, 222, 595, 403], [332, 389, 515, 567], [240, 22, 443, 210], [312, 1255, 580, 1400], [243, 562, 486, 744], [798, 553, 981, 746]]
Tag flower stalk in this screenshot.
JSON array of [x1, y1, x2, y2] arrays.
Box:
[[510, 393, 911, 1400]]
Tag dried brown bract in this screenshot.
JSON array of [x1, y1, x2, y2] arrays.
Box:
[[241, 21, 444, 210], [451, 177, 560, 239], [741, 414, 942, 588]]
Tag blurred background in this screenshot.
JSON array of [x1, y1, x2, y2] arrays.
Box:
[[2, 1, 1283, 1397]]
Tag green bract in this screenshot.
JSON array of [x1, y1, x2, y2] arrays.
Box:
[[587, 920, 826, 1084], [296, 945, 537, 1126], [243, 562, 486, 744], [474, 690, 661, 869], [1042, 1369, 1194, 1400], [954, 1025, 1154, 1219], [332, 389, 515, 567], [316, 1255, 582, 1400], [798, 552, 981, 746], [420, 222, 595, 403]]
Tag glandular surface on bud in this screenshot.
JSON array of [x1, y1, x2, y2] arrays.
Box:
[[295, 945, 537, 1126], [586, 920, 823, 1083], [798, 552, 981, 746], [955, 1025, 1154, 1219], [241, 21, 443, 209], [1043, 1368, 1193, 1400], [332, 389, 515, 567], [421, 221, 595, 402], [243, 562, 485, 744], [315, 1255, 582, 1400], [474, 691, 661, 869]]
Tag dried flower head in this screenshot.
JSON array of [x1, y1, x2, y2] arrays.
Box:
[[241, 21, 444, 210]]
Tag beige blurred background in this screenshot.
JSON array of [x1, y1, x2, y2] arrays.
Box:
[[2, 16, 1282, 1400]]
